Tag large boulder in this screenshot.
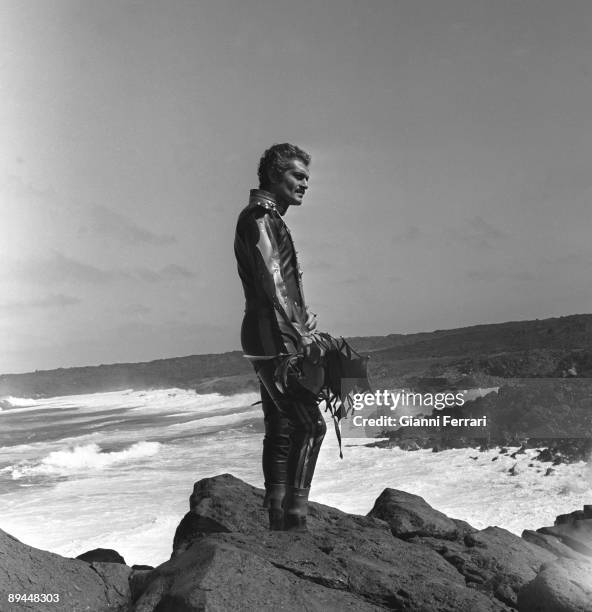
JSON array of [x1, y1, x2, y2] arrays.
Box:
[[0, 528, 132, 611], [518, 557, 592, 612], [536, 513, 592, 558], [367, 488, 463, 540], [133, 538, 383, 612], [522, 530, 590, 562], [76, 547, 127, 564], [365, 486, 555, 609], [143, 474, 512, 611], [517, 505, 592, 611], [408, 526, 555, 608]]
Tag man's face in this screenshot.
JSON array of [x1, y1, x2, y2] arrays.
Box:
[[269, 158, 310, 206]]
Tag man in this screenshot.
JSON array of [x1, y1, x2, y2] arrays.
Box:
[[234, 143, 326, 531]]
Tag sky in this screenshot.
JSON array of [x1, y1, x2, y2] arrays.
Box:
[[2, 0, 592, 374]]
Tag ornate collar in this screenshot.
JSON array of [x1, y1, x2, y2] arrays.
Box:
[[248, 189, 279, 213]]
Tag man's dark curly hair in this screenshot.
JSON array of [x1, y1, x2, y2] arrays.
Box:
[[258, 143, 311, 189]]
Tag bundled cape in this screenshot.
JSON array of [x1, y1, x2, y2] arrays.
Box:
[[273, 331, 372, 458]]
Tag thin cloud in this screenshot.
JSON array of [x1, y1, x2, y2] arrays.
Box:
[[131, 264, 195, 283], [159, 264, 194, 279], [89, 205, 176, 245], [449, 216, 508, 250], [0, 293, 80, 313], [4, 252, 195, 285], [539, 252, 592, 267], [120, 303, 151, 315], [391, 225, 421, 244], [13, 251, 117, 284], [466, 268, 534, 282]]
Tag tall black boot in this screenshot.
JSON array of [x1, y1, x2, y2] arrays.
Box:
[[284, 486, 310, 532], [265, 484, 286, 531]]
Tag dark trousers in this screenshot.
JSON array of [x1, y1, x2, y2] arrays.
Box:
[[255, 360, 327, 490]]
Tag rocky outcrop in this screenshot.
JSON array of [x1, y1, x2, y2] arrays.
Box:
[[76, 547, 127, 564], [138, 475, 504, 611], [367, 488, 464, 540], [2, 475, 592, 611], [518, 504, 592, 611], [0, 528, 131, 611], [518, 557, 592, 612]]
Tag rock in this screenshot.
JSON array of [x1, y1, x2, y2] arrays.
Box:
[[4, 474, 588, 612], [522, 530, 589, 562], [517, 505, 592, 611], [528, 508, 592, 559], [536, 448, 555, 462], [556, 510, 586, 525], [151, 474, 511, 611], [172, 473, 268, 557], [134, 538, 384, 612], [0, 528, 132, 611], [413, 526, 555, 608], [538, 522, 592, 557], [367, 488, 460, 540], [76, 547, 126, 564], [518, 557, 592, 612], [130, 568, 156, 603]]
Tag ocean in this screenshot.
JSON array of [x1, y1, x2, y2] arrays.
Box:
[[1, 388, 591, 567]]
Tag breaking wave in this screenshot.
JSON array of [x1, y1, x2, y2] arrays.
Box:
[[7, 441, 161, 479], [0, 396, 40, 411]]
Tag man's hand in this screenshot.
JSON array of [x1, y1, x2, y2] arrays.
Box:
[[305, 309, 318, 333], [303, 341, 322, 365]]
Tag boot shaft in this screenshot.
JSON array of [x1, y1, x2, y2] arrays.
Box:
[[284, 486, 310, 531]]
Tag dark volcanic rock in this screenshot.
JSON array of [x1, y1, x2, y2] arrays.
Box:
[[518, 557, 592, 612], [518, 505, 592, 611], [537, 524, 592, 557], [521, 530, 589, 562], [147, 474, 520, 611], [133, 538, 384, 612], [0, 528, 131, 611], [525, 506, 592, 559], [76, 547, 126, 564], [410, 526, 555, 608], [367, 487, 461, 540], [172, 473, 267, 557], [5, 474, 592, 611]]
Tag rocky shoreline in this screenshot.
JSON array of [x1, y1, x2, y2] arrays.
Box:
[[365, 438, 592, 467], [1, 474, 591, 611]]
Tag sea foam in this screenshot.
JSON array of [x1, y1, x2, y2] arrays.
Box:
[[8, 441, 161, 479]]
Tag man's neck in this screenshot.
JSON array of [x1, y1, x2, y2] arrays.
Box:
[[275, 199, 289, 216]]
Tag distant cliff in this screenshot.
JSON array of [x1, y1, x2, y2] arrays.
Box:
[[2, 313, 592, 398]]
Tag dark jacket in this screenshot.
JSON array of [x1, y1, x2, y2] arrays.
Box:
[[234, 189, 311, 357]]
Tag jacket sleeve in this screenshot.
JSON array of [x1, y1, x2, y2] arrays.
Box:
[[246, 211, 312, 350], [253, 214, 293, 318]]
